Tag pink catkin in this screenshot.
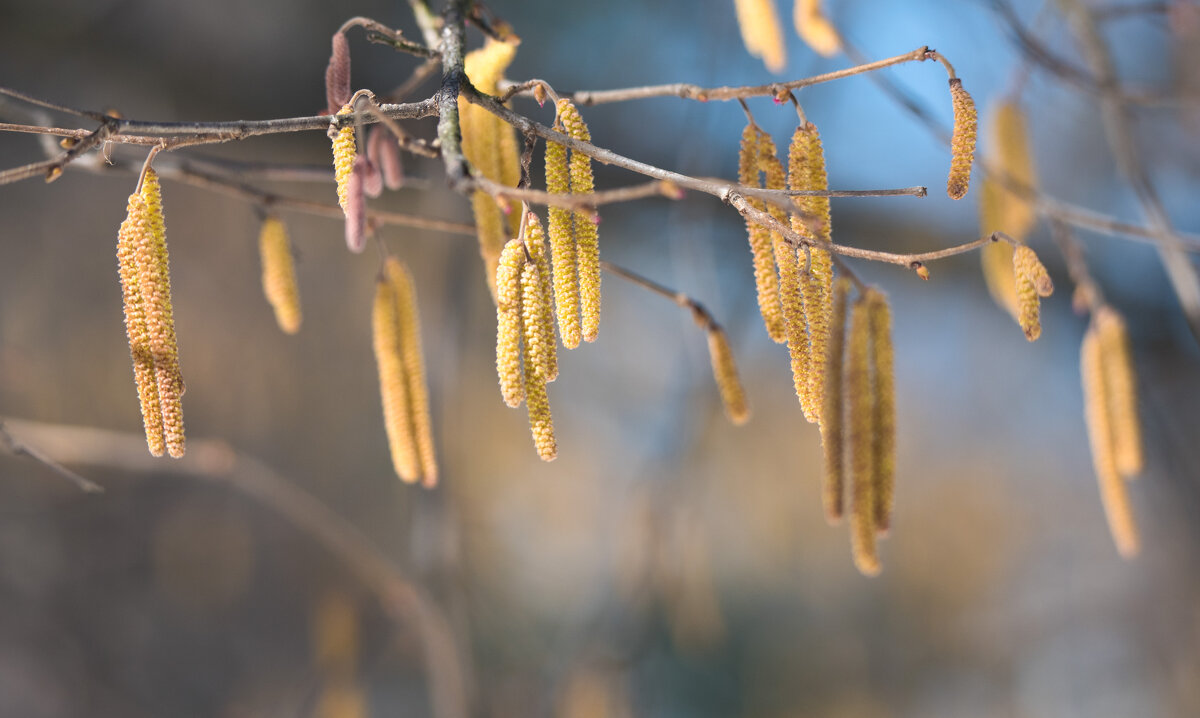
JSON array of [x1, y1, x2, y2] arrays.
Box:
[[362, 157, 384, 198], [344, 156, 368, 253], [325, 32, 351, 115], [368, 125, 405, 190]]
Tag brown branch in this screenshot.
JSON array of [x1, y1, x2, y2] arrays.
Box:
[[0, 417, 468, 718], [0, 419, 104, 493], [601, 260, 719, 330]]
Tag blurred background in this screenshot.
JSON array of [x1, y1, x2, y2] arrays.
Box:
[[2, 0, 1199, 716]]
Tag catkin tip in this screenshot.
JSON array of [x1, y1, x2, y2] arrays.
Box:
[[1013, 245, 1052, 341], [707, 328, 751, 425]]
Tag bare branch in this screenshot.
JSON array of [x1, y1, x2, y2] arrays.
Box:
[[0, 419, 104, 493]]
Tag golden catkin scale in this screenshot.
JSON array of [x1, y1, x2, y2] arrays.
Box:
[[117, 192, 166, 457], [794, 0, 841, 57], [259, 216, 302, 334], [386, 259, 438, 487], [331, 106, 356, 212], [820, 278, 852, 523], [734, 0, 787, 72], [1094, 307, 1142, 477], [523, 213, 558, 382], [496, 240, 526, 408], [706, 327, 751, 425], [947, 78, 977, 200], [740, 124, 786, 343], [545, 140, 581, 348], [846, 297, 880, 575], [1012, 245, 1054, 341], [558, 100, 602, 343], [867, 290, 896, 535], [372, 275, 419, 482], [1081, 324, 1140, 558]]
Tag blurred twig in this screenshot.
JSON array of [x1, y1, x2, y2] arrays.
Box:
[[0, 419, 104, 493]]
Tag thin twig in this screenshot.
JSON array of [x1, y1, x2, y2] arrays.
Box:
[[1051, 219, 1105, 312], [0, 420, 104, 493], [602, 260, 719, 330]]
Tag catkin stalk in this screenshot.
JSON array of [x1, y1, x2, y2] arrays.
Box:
[[821, 278, 852, 523], [259, 216, 302, 334], [847, 297, 880, 575]]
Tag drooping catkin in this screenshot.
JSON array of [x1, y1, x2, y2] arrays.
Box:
[[867, 290, 895, 535], [344, 155, 368, 253], [325, 32, 351, 115], [847, 297, 880, 575], [979, 221, 1019, 321], [1012, 245, 1054, 341], [373, 274, 419, 482], [496, 239, 525, 408], [706, 326, 751, 425], [793, 0, 841, 57], [740, 124, 786, 343], [138, 169, 185, 458], [979, 101, 1037, 320], [1081, 323, 1140, 557], [367, 125, 405, 190], [386, 259, 438, 487], [788, 122, 833, 424], [331, 106, 356, 212], [1094, 307, 1143, 477], [524, 360, 557, 462], [821, 278, 852, 523], [734, 0, 787, 73], [117, 192, 165, 457], [947, 78, 977, 200], [559, 99, 601, 343], [545, 139, 581, 348], [523, 213, 558, 382], [521, 260, 553, 387], [259, 215, 302, 334]]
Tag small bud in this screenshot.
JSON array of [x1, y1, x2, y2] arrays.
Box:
[[912, 262, 930, 280], [45, 166, 63, 183]]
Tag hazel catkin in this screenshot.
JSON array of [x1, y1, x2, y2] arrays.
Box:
[[1012, 244, 1054, 341], [867, 289, 895, 535], [496, 239, 526, 408], [734, 0, 787, 72], [706, 327, 751, 425], [846, 296, 879, 575], [373, 274, 419, 482], [739, 123, 786, 344], [558, 100, 602, 343], [947, 78, 977, 200], [820, 277, 852, 523], [386, 258, 438, 487], [1094, 307, 1142, 477], [259, 215, 302, 334]]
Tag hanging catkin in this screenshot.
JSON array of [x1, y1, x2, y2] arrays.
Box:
[[1012, 245, 1054, 341], [820, 278, 852, 523], [867, 289, 895, 535], [137, 169, 185, 458], [739, 124, 786, 343], [733, 0, 787, 72], [846, 296, 879, 575], [545, 137, 581, 348], [496, 239, 525, 408], [373, 273, 419, 482], [946, 78, 977, 200], [558, 99, 602, 343], [522, 213, 558, 382], [385, 259, 438, 487], [979, 101, 1037, 320], [793, 0, 841, 57], [706, 326, 751, 425], [331, 106, 356, 212], [788, 121, 833, 424], [1094, 307, 1142, 477], [117, 191, 165, 457], [1081, 321, 1140, 557], [258, 215, 302, 334]]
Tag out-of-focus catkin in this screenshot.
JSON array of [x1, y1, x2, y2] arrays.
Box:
[[496, 239, 525, 408], [1012, 245, 1053, 341], [820, 278, 851, 523], [386, 259, 438, 487], [1094, 307, 1142, 477], [545, 139, 580, 348], [867, 290, 895, 535], [558, 100, 602, 343], [137, 169, 185, 459], [846, 297, 879, 575], [1081, 323, 1140, 558], [117, 192, 165, 457], [259, 216, 302, 334], [947, 78, 977, 200], [794, 0, 841, 57], [734, 0, 787, 72], [706, 327, 751, 425], [373, 275, 419, 482], [979, 101, 1037, 320], [740, 124, 786, 343]]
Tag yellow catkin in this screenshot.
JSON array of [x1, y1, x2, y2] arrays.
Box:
[[258, 216, 302, 334], [524, 360, 557, 461], [979, 219, 1020, 321], [847, 297, 880, 575], [373, 275, 419, 482], [138, 169, 185, 458], [117, 192, 166, 457], [331, 106, 356, 212], [462, 38, 521, 296], [386, 259, 438, 487], [794, 0, 841, 57], [312, 590, 359, 672], [1012, 245, 1054, 341], [315, 681, 367, 718], [788, 122, 833, 424], [706, 327, 751, 425], [523, 213, 558, 382], [740, 124, 786, 343], [947, 78, 977, 200], [521, 261, 552, 387], [1081, 324, 1140, 558], [990, 101, 1038, 239], [496, 239, 525, 408], [545, 140, 581, 348], [734, 0, 787, 72], [821, 278, 851, 523], [559, 100, 602, 343], [1095, 307, 1143, 477], [867, 290, 896, 536]]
